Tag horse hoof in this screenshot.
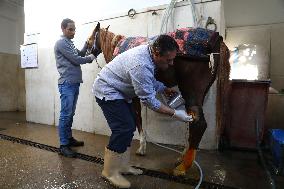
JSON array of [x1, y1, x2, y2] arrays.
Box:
[[173, 169, 186, 177], [135, 150, 146, 156], [173, 163, 187, 177], [135, 147, 146, 156]]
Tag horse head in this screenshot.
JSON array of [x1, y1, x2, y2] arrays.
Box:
[[87, 23, 124, 63], [86, 22, 102, 58]]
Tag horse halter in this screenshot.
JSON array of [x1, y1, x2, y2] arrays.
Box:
[[85, 30, 102, 69], [93, 31, 101, 52], [92, 25, 110, 54]]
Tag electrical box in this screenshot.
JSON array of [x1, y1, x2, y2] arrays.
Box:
[[226, 80, 270, 149]]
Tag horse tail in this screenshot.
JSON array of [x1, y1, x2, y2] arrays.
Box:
[[216, 42, 231, 140]]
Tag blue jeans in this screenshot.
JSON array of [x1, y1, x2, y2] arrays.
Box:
[[96, 98, 136, 153], [58, 82, 80, 145]]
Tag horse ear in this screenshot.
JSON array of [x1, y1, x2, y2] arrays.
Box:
[[106, 25, 110, 31], [95, 22, 100, 31], [92, 22, 100, 37]]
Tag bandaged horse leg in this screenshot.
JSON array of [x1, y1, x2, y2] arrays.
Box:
[[173, 110, 207, 176], [173, 148, 196, 176], [175, 143, 189, 167]]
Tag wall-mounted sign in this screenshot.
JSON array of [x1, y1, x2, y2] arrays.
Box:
[[20, 43, 38, 68]]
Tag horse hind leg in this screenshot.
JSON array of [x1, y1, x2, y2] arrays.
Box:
[[136, 130, 147, 156], [131, 97, 147, 156]]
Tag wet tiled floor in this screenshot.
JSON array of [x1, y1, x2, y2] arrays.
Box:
[[0, 112, 283, 189]]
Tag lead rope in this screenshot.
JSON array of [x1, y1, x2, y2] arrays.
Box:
[[94, 57, 102, 69]]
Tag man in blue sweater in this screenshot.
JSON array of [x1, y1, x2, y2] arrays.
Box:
[[93, 35, 193, 188], [54, 18, 96, 157]]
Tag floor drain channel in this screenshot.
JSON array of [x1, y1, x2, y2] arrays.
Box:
[[0, 133, 238, 189], [0, 133, 103, 165]]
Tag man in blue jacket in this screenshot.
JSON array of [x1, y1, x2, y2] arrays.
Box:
[[54, 18, 96, 157]]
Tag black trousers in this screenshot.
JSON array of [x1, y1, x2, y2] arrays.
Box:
[[96, 98, 136, 153]]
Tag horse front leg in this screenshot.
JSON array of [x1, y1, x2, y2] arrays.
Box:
[[131, 97, 147, 156], [173, 106, 207, 176]]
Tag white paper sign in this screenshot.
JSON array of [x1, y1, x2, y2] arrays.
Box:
[[20, 43, 38, 68]]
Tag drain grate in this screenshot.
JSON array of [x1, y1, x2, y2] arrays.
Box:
[[0, 133, 238, 189], [0, 133, 104, 165]]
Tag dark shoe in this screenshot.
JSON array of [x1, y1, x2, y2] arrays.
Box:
[[69, 137, 84, 147], [59, 145, 76, 158]]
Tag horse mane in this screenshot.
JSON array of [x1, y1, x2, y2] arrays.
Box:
[[99, 28, 124, 63]]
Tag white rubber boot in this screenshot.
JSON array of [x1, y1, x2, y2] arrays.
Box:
[[136, 131, 146, 156], [102, 147, 131, 188], [121, 147, 143, 175]]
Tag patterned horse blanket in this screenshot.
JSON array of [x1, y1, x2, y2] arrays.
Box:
[[113, 27, 219, 59]]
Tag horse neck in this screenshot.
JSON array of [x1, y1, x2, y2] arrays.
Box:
[[100, 29, 123, 63]]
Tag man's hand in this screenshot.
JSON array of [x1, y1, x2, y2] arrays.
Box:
[[188, 106, 200, 122], [164, 88, 177, 98], [87, 54, 96, 63], [173, 110, 193, 122]]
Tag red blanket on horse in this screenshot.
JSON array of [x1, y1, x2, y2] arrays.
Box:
[[113, 28, 219, 59]]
